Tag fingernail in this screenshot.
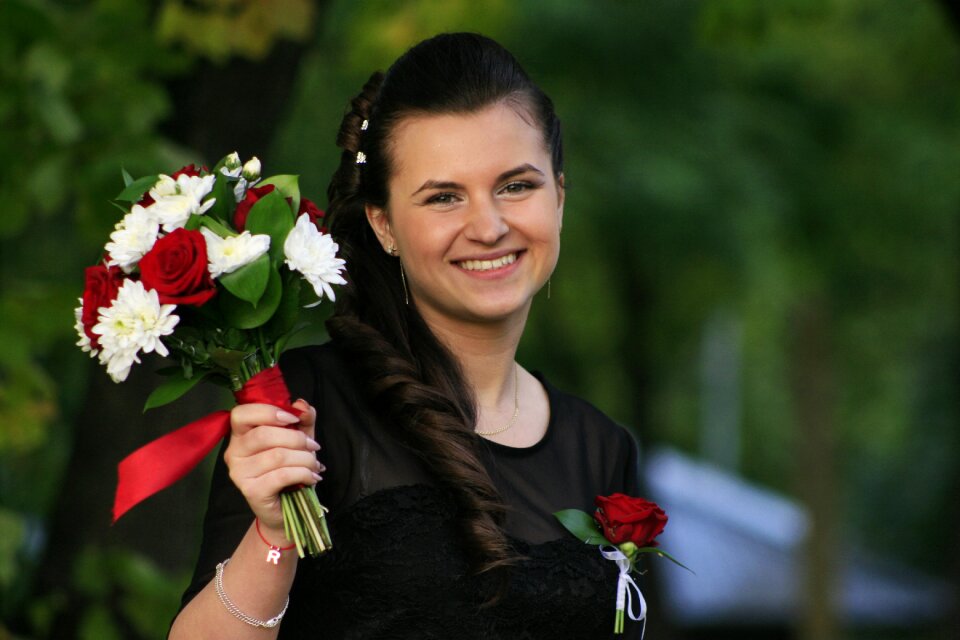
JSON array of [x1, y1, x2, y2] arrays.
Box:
[[276, 410, 299, 424], [312, 472, 322, 482], [316, 462, 327, 472], [306, 438, 321, 451]]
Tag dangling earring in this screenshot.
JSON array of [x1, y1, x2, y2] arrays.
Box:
[[399, 261, 409, 305], [547, 278, 552, 300], [390, 245, 409, 305]]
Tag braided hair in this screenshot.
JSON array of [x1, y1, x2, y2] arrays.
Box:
[[324, 33, 563, 576]]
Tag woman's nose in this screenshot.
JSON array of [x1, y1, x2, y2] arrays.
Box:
[[464, 200, 509, 244]]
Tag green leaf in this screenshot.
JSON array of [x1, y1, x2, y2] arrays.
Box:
[[204, 173, 235, 225], [219, 254, 270, 305], [259, 174, 300, 213], [220, 267, 283, 329], [199, 215, 233, 238], [115, 175, 158, 203], [635, 546, 694, 573], [553, 509, 611, 545], [245, 190, 295, 266], [264, 272, 301, 341], [143, 371, 210, 412], [121, 168, 134, 187]]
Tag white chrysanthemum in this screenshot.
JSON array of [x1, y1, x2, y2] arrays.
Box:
[[284, 213, 347, 302], [148, 173, 216, 232], [92, 280, 179, 383], [201, 227, 271, 278], [74, 300, 97, 357], [105, 205, 160, 273]]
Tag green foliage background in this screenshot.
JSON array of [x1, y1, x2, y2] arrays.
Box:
[[0, 0, 957, 638]]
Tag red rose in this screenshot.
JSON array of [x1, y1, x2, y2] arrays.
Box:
[[298, 197, 326, 231], [81, 264, 125, 349], [139, 164, 208, 207], [594, 494, 668, 547], [138, 228, 217, 306], [233, 184, 276, 231]]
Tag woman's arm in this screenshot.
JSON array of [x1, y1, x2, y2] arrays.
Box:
[[169, 401, 322, 639]]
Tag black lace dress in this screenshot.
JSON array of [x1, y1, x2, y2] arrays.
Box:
[[180, 342, 644, 639]]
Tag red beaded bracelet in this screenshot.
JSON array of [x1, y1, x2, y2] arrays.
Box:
[[256, 518, 296, 564]]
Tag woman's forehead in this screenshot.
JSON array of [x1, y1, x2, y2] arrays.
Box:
[[386, 103, 550, 186]]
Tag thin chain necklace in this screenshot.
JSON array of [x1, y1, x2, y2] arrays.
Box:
[[475, 363, 519, 437]]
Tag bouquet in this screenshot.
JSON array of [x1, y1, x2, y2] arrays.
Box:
[[556, 494, 689, 635], [74, 152, 346, 557]]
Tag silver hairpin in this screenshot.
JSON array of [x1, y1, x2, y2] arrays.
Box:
[[356, 151, 367, 165], [360, 119, 369, 131]]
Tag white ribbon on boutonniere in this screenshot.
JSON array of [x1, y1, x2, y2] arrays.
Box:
[[600, 545, 647, 637]]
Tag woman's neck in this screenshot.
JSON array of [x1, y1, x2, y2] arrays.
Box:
[[419, 308, 527, 417]]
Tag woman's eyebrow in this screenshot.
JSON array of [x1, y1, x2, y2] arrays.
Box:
[[410, 164, 545, 198], [410, 179, 463, 197]]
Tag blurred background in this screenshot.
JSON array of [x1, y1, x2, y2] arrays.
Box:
[[1, 0, 958, 638]]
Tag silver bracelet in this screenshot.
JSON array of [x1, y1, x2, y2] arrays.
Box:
[[215, 558, 289, 629]]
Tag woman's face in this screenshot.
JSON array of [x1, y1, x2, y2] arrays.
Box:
[[366, 101, 564, 330]]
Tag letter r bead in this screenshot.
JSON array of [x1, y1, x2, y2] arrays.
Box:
[[266, 548, 282, 565]]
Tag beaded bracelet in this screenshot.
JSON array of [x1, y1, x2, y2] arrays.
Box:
[[256, 518, 297, 564], [215, 558, 289, 629]]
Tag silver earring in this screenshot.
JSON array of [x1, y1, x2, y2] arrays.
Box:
[[390, 245, 409, 305], [399, 261, 409, 305], [547, 278, 552, 300]]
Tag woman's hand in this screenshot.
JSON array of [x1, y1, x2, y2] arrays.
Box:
[[224, 399, 323, 531]]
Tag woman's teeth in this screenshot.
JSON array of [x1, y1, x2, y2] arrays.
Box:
[[459, 253, 517, 272]]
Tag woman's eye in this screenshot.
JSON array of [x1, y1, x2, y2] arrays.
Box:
[[425, 192, 459, 205], [500, 181, 536, 195]]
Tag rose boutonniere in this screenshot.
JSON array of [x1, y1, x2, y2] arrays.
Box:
[[74, 152, 346, 559], [555, 494, 689, 635]]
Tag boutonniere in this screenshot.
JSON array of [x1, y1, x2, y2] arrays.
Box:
[[555, 493, 689, 635]]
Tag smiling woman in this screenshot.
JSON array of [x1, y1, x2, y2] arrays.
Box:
[[171, 33, 643, 639]]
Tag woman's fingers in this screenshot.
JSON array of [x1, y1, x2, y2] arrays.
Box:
[[230, 424, 319, 458], [291, 398, 317, 440], [230, 445, 324, 482], [230, 402, 302, 436]]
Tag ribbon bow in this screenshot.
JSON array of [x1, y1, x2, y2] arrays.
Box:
[[112, 365, 298, 522], [600, 545, 647, 636]]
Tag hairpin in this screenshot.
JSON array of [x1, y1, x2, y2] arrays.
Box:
[[360, 119, 369, 131], [356, 151, 367, 165]]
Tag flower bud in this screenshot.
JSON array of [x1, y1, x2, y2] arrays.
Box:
[[224, 152, 241, 171], [618, 541, 638, 562], [242, 156, 261, 180]]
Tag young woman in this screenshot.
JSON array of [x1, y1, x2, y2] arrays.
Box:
[[171, 32, 642, 639]]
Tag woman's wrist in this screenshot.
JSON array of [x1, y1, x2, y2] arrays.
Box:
[[255, 517, 297, 565]]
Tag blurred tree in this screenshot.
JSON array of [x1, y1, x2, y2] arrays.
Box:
[[0, 0, 327, 636]]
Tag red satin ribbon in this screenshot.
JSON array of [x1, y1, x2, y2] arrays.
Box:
[[112, 365, 299, 522]]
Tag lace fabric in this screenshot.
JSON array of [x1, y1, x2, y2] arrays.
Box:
[[180, 342, 643, 639]]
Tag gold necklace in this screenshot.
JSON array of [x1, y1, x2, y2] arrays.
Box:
[[475, 363, 519, 437]]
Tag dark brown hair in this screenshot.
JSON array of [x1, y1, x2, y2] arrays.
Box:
[[324, 33, 563, 575]]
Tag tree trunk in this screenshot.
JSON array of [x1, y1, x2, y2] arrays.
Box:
[[788, 299, 841, 640]]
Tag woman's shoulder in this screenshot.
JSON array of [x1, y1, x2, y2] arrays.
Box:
[[538, 373, 633, 446]]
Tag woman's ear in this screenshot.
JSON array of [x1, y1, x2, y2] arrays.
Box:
[[365, 204, 396, 253]]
